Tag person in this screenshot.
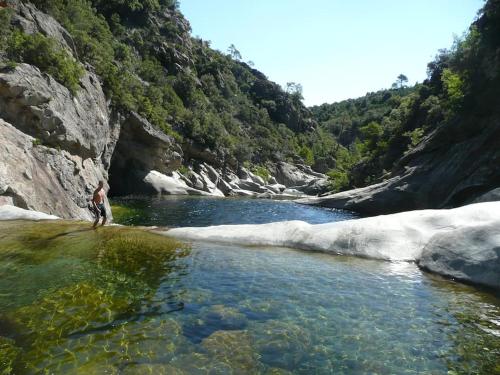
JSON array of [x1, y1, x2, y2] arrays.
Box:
[[91, 180, 107, 228]]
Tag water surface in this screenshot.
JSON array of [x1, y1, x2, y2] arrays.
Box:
[[0, 197, 499, 374], [110, 196, 357, 227]]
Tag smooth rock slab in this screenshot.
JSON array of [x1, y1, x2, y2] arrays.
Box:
[[418, 223, 500, 289], [0, 205, 59, 221], [165, 202, 500, 289], [143, 170, 212, 196]]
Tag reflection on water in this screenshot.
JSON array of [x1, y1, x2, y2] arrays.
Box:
[[0, 218, 499, 374], [110, 196, 358, 227]]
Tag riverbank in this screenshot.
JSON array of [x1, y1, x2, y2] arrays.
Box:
[[1, 200, 499, 291], [164, 201, 500, 290]]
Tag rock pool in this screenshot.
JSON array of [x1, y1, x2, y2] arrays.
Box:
[[0, 197, 499, 374]]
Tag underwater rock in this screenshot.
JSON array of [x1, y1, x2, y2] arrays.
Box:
[[201, 330, 263, 373], [264, 368, 294, 375], [168, 352, 232, 374], [0, 336, 21, 375], [201, 305, 248, 330], [251, 320, 311, 370], [121, 363, 185, 375]]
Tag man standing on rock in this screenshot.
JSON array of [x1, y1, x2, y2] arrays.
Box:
[[91, 180, 107, 228]]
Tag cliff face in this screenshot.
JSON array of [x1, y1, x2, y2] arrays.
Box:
[[0, 3, 168, 218], [0, 3, 328, 218], [299, 116, 500, 214], [303, 1, 500, 214]]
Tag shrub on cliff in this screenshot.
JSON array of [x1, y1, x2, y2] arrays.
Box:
[[5, 30, 84, 94]]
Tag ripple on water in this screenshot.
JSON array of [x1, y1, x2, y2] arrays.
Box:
[[0, 203, 499, 374]]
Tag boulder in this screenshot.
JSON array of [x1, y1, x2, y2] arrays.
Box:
[[237, 167, 251, 180], [142, 170, 209, 196], [270, 162, 328, 195], [217, 177, 235, 196], [312, 156, 336, 174], [298, 178, 330, 196], [265, 184, 286, 194], [197, 164, 225, 197], [182, 140, 220, 167], [418, 223, 500, 289], [234, 189, 257, 197], [236, 180, 269, 194], [296, 179, 406, 214], [472, 187, 500, 203], [247, 171, 266, 186], [273, 162, 311, 186]]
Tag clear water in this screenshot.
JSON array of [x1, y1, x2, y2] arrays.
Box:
[[109, 196, 358, 227], [0, 197, 499, 374]]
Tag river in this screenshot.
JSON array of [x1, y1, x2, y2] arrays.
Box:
[[0, 196, 498, 374]]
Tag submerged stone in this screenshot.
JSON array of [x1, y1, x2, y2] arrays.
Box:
[[0, 220, 190, 371], [121, 363, 185, 375], [0, 336, 21, 375], [201, 330, 262, 373], [201, 305, 248, 330], [251, 320, 312, 370]]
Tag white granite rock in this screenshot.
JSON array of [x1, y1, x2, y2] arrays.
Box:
[[165, 202, 500, 289], [0, 205, 60, 221]]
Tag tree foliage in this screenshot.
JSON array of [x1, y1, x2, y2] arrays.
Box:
[[1, 12, 84, 94], [314, 0, 500, 192]]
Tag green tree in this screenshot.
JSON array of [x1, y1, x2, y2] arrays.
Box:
[[285, 82, 303, 102], [441, 68, 464, 108], [392, 74, 409, 89], [227, 44, 242, 60]]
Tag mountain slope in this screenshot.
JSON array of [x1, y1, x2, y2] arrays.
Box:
[[0, 0, 332, 218], [303, 0, 500, 214]]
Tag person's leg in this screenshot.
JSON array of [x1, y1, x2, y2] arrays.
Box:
[[101, 205, 107, 226], [92, 205, 100, 228]]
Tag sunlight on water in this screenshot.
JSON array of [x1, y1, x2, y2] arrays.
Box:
[[1, 198, 499, 374]]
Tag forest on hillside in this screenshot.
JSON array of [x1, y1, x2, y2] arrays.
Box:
[[312, 0, 499, 192], [1, 0, 499, 193]]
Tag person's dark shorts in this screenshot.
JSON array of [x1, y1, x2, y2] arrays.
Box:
[[95, 203, 107, 219]]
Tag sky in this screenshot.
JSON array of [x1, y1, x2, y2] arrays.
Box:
[[180, 0, 484, 106]]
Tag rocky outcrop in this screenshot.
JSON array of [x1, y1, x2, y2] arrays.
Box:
[[9, 1, 77, 55], [271, 162, 329, 195], [472, 187, 500, 203], [0, 204, 59, 220], [0, 64, 111, 160], [142, 170, 213, 196], [165, 202, 500, 290], [300, 117, 500, 215], [108, 112, 182, 196], [418, 223, 500, 289], [139, 164, 294, 198], [0, 4, 117, 220], [0, 119, 109, 219], [0, 1, 333, 220]]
